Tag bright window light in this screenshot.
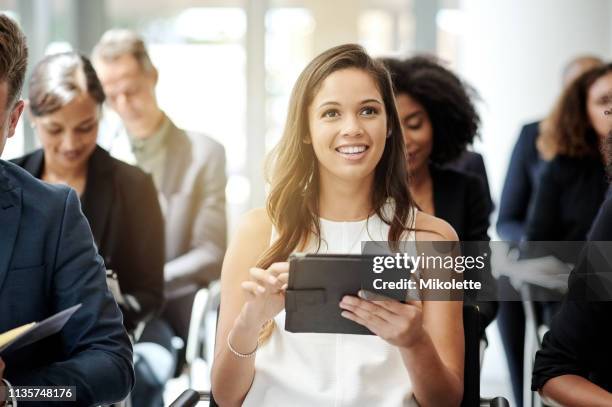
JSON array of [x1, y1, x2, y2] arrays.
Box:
[[174, 8, 246, 42]]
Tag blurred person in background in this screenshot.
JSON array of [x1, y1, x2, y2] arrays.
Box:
[[92, 29, 228, 375], [13, 51, 164, 339], [498, 61, 611, 407], [12, 51, 168, 407], [496, 54, 603, 407], [526, 63, 611, 241], [0, 14, 133, 405], [532, 110, 612, 406], [497, 55, 603, 243], [382, 56, 497, 334]]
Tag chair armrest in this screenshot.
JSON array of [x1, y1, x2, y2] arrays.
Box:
[[169, 389, 211, 407], [186, 288, 210, 364], [480, 396, 510, 407]]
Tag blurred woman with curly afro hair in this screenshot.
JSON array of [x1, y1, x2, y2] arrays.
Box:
[[381, 55, 497, 332]]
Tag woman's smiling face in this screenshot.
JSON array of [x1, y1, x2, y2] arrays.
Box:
[[308, 67, 388, 185], [33, 93, 100, 172]]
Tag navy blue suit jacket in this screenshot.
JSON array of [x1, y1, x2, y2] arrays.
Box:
[[497, 121, 545, 242], [0, 159, 134, 406]]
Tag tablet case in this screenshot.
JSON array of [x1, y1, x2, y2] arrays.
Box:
[[285, 254, 411, 335]]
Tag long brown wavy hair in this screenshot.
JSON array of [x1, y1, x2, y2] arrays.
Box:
[[256, 44, 416, 342], [538, 63, 612, 160]]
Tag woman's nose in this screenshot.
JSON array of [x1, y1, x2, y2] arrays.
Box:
[[62, 133, 80, 150], [341, 115, 364, 137]]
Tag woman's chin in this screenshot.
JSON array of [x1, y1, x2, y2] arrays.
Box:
[[332, 168, 377, 184]]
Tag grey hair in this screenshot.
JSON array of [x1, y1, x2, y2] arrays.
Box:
[[92, 29, 154, 72], [28, 52, 105, 116]]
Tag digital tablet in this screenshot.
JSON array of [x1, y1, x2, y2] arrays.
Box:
[[285, 253, 414, 335]]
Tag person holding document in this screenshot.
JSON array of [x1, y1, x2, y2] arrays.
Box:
[[211, 44, 464, 407], [0, 14, 133, 406]]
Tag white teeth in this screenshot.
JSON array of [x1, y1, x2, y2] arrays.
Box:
[[337, 145, 367, 154]]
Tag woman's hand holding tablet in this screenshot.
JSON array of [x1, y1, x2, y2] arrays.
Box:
[[340, 291, 425, 348]]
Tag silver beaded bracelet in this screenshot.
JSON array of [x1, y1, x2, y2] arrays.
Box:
[[227, 332, 258, 358]]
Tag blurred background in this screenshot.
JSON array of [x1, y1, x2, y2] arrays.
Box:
[[2, 0, 610, 404]]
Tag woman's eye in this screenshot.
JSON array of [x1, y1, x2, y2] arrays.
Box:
[[45, 128, 62, 135], [404, 119, 422, 130], [76, 125, 95, 133], [322, 110, 339, 118], [360, 106, 380, 116], [598, 95, 611, 105]]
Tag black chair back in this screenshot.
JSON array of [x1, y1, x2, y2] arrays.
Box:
[[462, 304, 481, 407]]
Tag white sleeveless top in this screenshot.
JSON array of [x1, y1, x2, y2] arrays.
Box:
[[243, 206, 420, 407]]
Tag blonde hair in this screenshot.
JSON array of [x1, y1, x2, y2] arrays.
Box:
[[256, 44, 416, 343]]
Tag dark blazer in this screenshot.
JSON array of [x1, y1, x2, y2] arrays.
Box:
[[0, 159, 134, 405], [525, 155, 608, 242], [497, 121, 545, 242], [431, 164, 491, 242], [430, 165, 498, 329], [588, 187, 612, 240], [447, 150, 494, 215], [12, 147, 165, 332], [532, 195, 612, 394]]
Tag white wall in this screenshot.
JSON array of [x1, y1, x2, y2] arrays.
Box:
[[457, 0, 611, 220]]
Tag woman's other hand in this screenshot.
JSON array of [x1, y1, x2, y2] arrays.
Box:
[[238, 262, 289, 330]]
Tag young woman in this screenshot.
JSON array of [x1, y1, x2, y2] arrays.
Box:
[[497, 55, 602, 244], [381, 56, 497, 333], [526, 63, 612, 242], [211, 44, 464, 407]]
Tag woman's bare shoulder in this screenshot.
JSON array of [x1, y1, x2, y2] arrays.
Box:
[[239, 207, 272, 233], [414, 211, 459, 242], [237, 206, 272, 239], [228, 207, 273, 260]]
